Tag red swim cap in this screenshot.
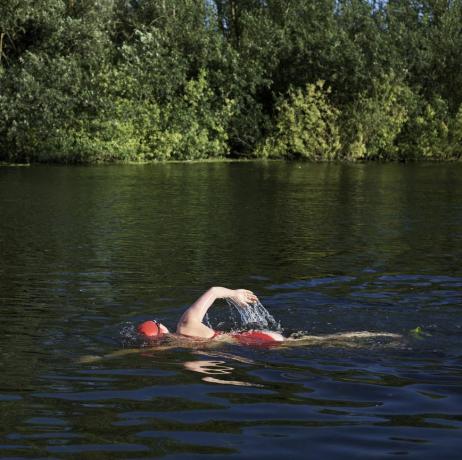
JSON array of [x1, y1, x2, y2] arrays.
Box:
[[138, 320, 162, 338]]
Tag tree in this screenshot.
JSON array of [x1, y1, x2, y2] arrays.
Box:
[[257, 81, 341, 160]]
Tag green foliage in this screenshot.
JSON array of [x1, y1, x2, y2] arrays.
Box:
[[413, 98, 450, 160], [1, 0, 462, 162], [397, 96, 462, 160], [449, 105, 462, 159], [397, 96, 450, 160], [257, 81, 341, 160], [137, 69, 235, 161], [0, 51, 83, 161], [410, 326, 431, 339], [341, 76, 412, 160], [0, 63, 233, 162]]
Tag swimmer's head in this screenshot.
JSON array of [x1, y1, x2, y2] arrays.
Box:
[[137, 320, 169, 338]]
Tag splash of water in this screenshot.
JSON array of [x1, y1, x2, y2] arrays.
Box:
[[119, 322, 139, 347], [225, 299, 281, 331]]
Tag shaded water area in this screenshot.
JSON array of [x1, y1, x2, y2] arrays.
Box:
[[1, 162, 461, 459]]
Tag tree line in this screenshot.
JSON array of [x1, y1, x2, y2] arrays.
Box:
[[1, 0, 461, 163]]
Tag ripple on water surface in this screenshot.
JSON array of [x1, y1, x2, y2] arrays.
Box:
[[1, 163, 462, 458]]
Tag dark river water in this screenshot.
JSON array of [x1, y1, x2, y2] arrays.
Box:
[[1, 162, 461, 459]]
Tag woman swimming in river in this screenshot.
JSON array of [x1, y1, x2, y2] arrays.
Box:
[[138, 287, 284, 346], [137, 286, 400, 347], [80, 286, 402, 364]]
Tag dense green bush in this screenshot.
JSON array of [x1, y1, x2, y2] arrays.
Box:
[[449, 106, 462, 159], [340, 76, 413, 161], [396, 97, 462, 161], [397, 96, 451, 161], [137, 69, 235, 161], [1, 0, 462, 162], [257, 81, 341, 160]]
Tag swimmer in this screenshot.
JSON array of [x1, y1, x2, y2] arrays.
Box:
[[79, 287, 402, 364], [138, 286, 284, 346], [137, 286, 401, 347]]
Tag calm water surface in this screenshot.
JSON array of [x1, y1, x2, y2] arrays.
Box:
[[1, 162, 461, 459]]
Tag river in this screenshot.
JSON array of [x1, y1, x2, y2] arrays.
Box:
[[1, 162, 461, 458]]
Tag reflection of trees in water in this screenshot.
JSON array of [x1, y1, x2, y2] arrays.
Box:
[[260, 163, 461, 278]]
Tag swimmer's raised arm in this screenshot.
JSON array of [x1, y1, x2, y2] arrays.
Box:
[[176, 287, 258, 339]]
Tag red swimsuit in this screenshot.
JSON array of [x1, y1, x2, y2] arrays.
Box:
[[214, 330, 281, 346]]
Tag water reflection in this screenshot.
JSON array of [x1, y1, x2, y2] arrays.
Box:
[[184, 352, 263, 388]]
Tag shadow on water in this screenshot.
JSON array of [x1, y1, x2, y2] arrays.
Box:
[[1, 163, 462, 458]]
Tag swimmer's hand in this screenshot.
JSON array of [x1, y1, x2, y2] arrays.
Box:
[[230, 289, 258, 307], [211, 287, 258, 306]]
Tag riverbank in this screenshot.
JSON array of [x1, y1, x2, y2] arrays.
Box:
[[1, 155, 461, 166]]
